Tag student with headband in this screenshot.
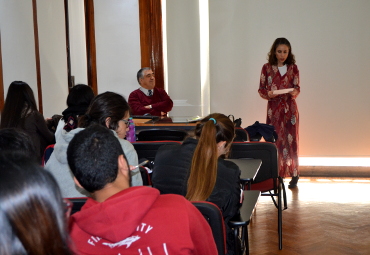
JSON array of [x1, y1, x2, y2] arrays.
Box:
[[152, 113, 241, 254]]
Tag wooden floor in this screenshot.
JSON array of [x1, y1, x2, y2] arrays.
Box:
[[247, 177, 370, 255]]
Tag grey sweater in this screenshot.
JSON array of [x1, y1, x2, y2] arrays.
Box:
[[45, 128, 142, 198]]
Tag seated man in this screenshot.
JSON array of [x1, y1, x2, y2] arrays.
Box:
[[128, 67, 173, 116], [67, 125, 217, 254]]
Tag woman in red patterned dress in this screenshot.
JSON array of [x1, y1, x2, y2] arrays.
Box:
[[258, 38, 300, 188]]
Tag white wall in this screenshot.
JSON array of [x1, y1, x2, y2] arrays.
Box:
[[165, 0, 203, 117], [208, 0, 370, 157], [37, 0, 69, 118], [68, 0, 88, 85], [0, 1, 38, 102], [94, 0, 141, 99]]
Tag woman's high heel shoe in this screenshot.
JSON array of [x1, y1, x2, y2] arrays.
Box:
[[288, 176, 299, 189]]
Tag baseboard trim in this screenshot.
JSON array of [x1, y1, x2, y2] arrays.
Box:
[[299, 166, 370, 177]]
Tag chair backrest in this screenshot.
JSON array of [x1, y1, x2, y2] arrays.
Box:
[[68, 197, 88, 215], [192, 201, 226, 255], [132, 141, 182, 162], [234, 127, 249, 142], [42, 144, 55, 166], [229, 142, 278, 183], [137, 129, 188, 141]]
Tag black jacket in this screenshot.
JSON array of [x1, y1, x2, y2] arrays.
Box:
[[152, 138, 241, 224]]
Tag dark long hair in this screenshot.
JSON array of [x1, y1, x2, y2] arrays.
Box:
[[186, 113, 235, 201], [267, 37, 296, 66], [78, 91, 130, 131], [62, 84, 95, 130], [0, 152, 72, 255], [0, 128, 36, 160], [0, 81, 38, 129]]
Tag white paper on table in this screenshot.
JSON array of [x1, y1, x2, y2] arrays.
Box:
[[272, 88, 294, 95]]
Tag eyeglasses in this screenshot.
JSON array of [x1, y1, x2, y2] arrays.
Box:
[[120, 118, 131, 127]]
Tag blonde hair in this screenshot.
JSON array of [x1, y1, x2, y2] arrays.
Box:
[[186, 113, 235, 201]]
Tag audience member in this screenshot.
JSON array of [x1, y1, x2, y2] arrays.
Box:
[[0, 128, 36, 160], [45, 91, 142, 198], [0, 81, 55, 161], [128, 67, 173, 116], [66, 125, 217, 254], [0, 151, 72, 255], [54, 84, 95, 140], [152, 113, 241, 254]]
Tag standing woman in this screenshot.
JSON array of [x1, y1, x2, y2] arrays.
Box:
[[258, 38, 300, 188], [0, 81, 55, 162]]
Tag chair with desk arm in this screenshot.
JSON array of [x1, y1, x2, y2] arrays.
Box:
[[191, 201, 227, 255], [136, 129, 188, 141], [192, 190, 260, 255], [229, 141, 287, 250], [132, 141, 182, 185]]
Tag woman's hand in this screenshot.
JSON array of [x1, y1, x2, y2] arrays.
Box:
[[268, 91, 278, 98], [290, 89, 299, 96]]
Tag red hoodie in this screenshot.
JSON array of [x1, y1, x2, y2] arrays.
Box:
[[69, 186, 217, 255]]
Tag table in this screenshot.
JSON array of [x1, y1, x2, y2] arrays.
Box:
[[133, 117, 198, 132], [225, 158, 262, 190]]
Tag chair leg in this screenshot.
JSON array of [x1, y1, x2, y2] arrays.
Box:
[[245, 226, 249, 255], [278, 181, 283, 250]]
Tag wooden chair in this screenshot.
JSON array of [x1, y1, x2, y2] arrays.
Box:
[[229, 142, 287, 250]]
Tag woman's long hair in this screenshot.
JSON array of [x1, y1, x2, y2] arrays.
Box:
[[62, 84, 95, 131], [78, 91, 130, 131], [267, 37, 296, 66], [0, 152, 72, 255], [186, 113, 235, 201], [0, 81, 38, 129]]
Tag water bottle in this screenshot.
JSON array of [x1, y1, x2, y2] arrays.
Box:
[[126, 118, 136, 142]]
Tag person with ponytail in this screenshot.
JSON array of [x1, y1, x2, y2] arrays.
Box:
[[152, 113, 241, 254]]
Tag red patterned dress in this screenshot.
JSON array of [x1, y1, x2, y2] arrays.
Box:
[[258, 63, 300, 178]]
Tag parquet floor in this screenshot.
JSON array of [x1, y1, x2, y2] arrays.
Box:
[[248, 177, 370, 255]]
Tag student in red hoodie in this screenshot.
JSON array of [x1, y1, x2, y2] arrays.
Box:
[[66, 124, 217, 255]]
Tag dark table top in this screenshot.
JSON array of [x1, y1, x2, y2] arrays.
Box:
[[225, 158, 262, 183]]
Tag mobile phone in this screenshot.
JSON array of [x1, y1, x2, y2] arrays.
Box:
[[133, 160, 149, 169]]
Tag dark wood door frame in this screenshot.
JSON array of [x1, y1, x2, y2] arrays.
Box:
[[64, 0, 163, 95], [0, 32, 4, 111], [32, 0, 43, 113], [138, 0, 164, 90], [84, 0, 98, 95]]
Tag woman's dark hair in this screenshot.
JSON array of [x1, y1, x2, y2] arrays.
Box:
[[0, 152, 72, 255], [66, 84, 94, 109], [62, 84, 95, 130], [186, 113, 235, 201], [0, 128, 36, 160], [78, 91, 130, 131], [0, 81, 38, 129], [267, 37, 296, 66]]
